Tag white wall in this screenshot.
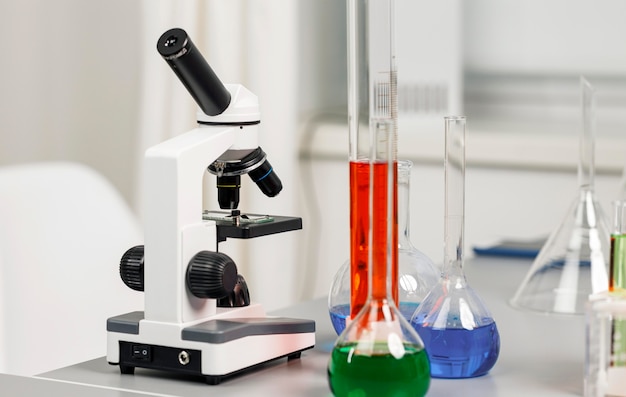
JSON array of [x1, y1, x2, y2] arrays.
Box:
[[0, 0, 142, 203]]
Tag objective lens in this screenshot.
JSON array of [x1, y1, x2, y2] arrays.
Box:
[[249, 159, 282, 197], [216, 175, 241, 209]]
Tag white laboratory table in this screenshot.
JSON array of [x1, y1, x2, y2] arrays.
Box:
[[5, 256, 586, 396]]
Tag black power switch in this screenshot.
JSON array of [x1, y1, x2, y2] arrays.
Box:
[[131, 344, 151, 361]]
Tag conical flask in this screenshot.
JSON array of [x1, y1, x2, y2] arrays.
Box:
[[410, 116, 500, 379], [328, 160, 440, 335], [510, 77, 610, 315]]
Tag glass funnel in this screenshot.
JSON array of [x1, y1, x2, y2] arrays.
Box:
[[410, 116, 500, 379], [510, 77, 610, 315], [328, 160, 439, 335]]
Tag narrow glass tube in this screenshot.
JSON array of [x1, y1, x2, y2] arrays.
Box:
[[580, 76, 596, 191], [611, 200, 626, 293], [443, 116, 466, 281]]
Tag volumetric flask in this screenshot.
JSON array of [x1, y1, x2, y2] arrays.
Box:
[[410, 116, 500, 379], [511, 77, 610, 315], [328, 160, 439, 335]]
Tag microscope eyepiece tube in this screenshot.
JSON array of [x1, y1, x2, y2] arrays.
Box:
[[157, 28, 231, 116]]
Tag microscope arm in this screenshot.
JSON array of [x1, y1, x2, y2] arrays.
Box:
[[143, 124, 247, 324]]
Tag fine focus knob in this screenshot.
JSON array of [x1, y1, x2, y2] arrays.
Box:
[[120, 245, 144, 292], [186, 251, 238, 299], [217, 274, 251, 308]]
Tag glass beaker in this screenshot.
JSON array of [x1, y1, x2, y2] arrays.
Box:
[[328, 1, 430, 393], [511, 77, 610, 315], [410, 116, 500, 379], [328, 160, 439, 335]]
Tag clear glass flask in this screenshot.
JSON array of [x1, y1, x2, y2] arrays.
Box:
[[410, 116, 500, 379], [327, 1, 430, 395], [511, 77, 610, 315], [328, 160, 439, 335]]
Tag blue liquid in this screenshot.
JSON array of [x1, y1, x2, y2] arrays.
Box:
[[411, 321, 500, 378], [329, 302, 420, 335]]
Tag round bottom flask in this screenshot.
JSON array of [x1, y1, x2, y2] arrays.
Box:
[[410, 117, 500, 379], [328, 160, 439, 335]]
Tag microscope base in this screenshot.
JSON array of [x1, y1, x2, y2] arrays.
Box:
[[106, 310, 315, 385]]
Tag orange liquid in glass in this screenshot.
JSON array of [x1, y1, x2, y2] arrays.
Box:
[[349, 160, 398, 319]]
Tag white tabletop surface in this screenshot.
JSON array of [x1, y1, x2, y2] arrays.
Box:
[[6, 255, 587, 396]]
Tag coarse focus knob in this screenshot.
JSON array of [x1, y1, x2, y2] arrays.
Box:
[[186, 251, 238, 299], [120, 245, 144, 291]]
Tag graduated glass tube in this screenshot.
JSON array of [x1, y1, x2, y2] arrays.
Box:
[[345, 0, 399, 322], [511, 77, 610, 315], [327, 1, 430, 394], [410, 116, 500, 379], [328, 160, 439, 335]]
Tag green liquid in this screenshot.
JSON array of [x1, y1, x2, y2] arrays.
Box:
[[328, 343, 430, 397], [611, 234, 626, 291]]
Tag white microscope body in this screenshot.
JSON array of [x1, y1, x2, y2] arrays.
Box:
[[106, 28, 314, 385]]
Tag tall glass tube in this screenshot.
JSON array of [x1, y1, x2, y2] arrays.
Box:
[[410, 117, 500, 379], [348, 0, 398, 319]]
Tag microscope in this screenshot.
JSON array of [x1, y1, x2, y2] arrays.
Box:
[[106, 28, 315, 385]]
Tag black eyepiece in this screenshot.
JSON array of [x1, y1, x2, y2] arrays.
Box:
[[157, 28, 231, 116]]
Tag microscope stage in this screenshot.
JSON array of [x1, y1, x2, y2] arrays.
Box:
[[203, 211, 302, 241]]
